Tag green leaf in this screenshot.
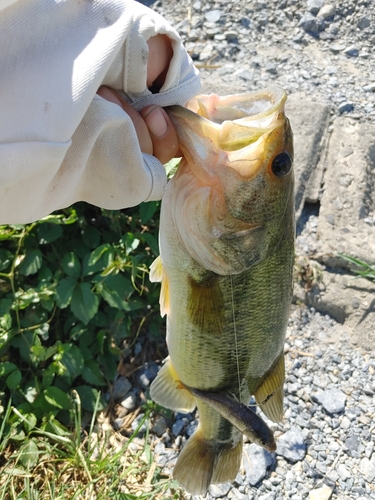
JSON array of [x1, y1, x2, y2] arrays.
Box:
[[120, 233, 140, 256], [88, 244, 109, 266], [81, 225, 100, 249], [100, 274, 133, 310], [61, 252, 81, 278], [39, 211, 77, 225], [0, 249, 12, 271], [139, 201, 159, 224], [19, 439, 39, 469], [37, 223, 63, 244], [82, 360, 106, 386], [60, 344, 84, 382], [139, 232, 159, 256], [35, 323, 50, 340], [44, 386, 71, 410], [55, 277, 77, 308], [18, 249, 43, 276], [71, 283, 99, 325], [75, 385, 105, 412], [23, 413, 37, 433], [0, 362, 17, 377], [6, 369, 22, 389], [10, 331, 36, 363]]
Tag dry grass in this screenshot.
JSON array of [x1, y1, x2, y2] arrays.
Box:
[[0, 399, 184, 500]]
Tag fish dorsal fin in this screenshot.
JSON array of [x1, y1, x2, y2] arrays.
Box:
[[149, 256, 169, 317], [254, 353, 285, 423], [150, 358, 196, 413]]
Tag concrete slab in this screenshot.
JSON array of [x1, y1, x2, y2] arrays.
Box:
[[285, 93, 331, 219], [317, 117, 375, 267]]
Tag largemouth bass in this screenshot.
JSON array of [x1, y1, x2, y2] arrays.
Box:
[[149, 87, 294, 495]]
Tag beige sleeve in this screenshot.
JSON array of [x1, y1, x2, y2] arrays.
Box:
[[0, 0, 200, 224]]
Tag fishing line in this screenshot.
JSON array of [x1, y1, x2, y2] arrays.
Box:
[[228, 261, 242, 403]]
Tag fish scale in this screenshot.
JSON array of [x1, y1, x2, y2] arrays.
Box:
[[149, 87, 294, 495]]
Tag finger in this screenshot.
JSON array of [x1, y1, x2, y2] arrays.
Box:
[[141, 105, 179, 164], [147, 35, 173, 91], [97, 86, 153, 155]]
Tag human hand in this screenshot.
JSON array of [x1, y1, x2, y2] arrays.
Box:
[[97, 35, 180, 165]]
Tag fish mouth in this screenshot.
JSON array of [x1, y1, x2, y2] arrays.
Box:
[[165, 87, 289, 179]]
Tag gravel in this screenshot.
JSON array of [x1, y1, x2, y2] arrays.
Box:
[[119, 1, 375, 498], [151, 0, 375, 123]]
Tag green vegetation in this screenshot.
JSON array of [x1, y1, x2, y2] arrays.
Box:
[[339, 254, 375, 283], [0, 198, 179, 498]]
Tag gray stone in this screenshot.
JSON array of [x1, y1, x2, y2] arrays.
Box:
[[243, 443, 275, 485], [112, 417, 124, 431], [277, 427, 306, 463], [360, 457, 375, 482], [153, 415, 168, 436], [337, 464, 351, 481], [318, 5, 336, 20], [205, 9, 222, 23], [307, 0, 324, 15], [309, 484, 334, 500], [345, 434, 360, 453], [237, 69, 254, 81], [357, 16, 371, 29], [131, 413, 147, 433], [172, 418, 186, 436], [208, 482, 232, 497], [329, 44, 345, 54], [112, 375, 132, 400], [199, 42, 214, 61], [298, 13, 326, 34], [344, 46, 359, 57], [120, 391, 137, 411], [314, 389, 346, 414], [338, 102, 354, 114], [138, 362, 159, 388]]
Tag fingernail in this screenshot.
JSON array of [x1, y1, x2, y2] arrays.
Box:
[[143, 106, 168, 137]]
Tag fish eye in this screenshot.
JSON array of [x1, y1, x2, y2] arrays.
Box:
[[271, 152, 292, 177]]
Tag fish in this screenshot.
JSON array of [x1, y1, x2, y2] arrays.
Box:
[[149, 87, 294, 495]]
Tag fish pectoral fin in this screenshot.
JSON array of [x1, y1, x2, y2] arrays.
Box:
[[150, 358, 196, 413], [149, 256, 169, 317], [188, 276, 224, 335], [149, 256, 162, 282], [173, 426, 242, 496], [254, 353, 285, 423]]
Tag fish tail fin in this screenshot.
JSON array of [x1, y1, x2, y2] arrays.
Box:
[[212, 438, 243, 483], [150, 358, 196, 413], [173, 426, 242, 496]]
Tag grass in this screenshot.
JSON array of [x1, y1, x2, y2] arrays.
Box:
[[339, 254, 375, 283], [0, 393, 183, 500]]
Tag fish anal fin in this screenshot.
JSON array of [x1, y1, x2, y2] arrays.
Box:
[[254, 354, 285, 423], [212, 439, 242, 484], [188, 275, 224, 335], [173, 426, 242, 496], [150, 359, 195, 413], [149, 256, 169, 317]]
